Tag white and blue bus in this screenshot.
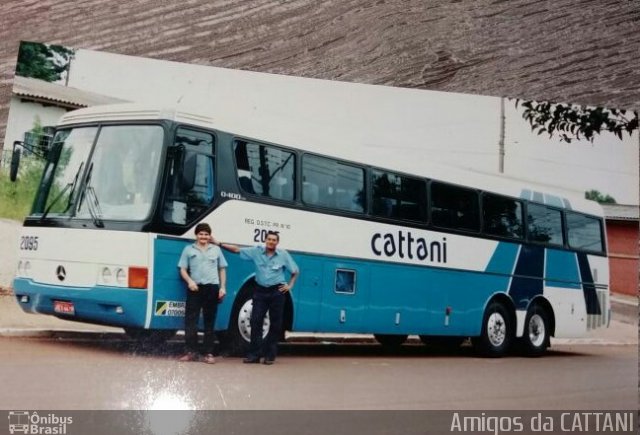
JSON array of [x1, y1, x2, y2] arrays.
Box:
[[13, 104, 610, 357]]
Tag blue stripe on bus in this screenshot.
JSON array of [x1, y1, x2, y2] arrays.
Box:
[[544, 194, 564, 208], [520, 189, 533, 201], [545, 249, 581, 289], [533, 191, 544, 203], [508, 245, 545, 309], [485, 242, 519, 275], [576, 252, 601, 315], [12, 278, 147, 327]]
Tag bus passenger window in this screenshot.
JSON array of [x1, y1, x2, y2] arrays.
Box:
[[372, 169, 425, 221], [566, 212, 604, 253], [302, 155, 364, 213], [527, 203, 563, 245], [430, 182, 479, 231], [482, 194, 524, 239], [234, 141, 295, 201]]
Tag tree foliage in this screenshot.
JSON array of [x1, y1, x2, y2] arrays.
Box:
[[585, 189, 616, 204], [515, 99, 638, 143], [15, 41, 75, 82]]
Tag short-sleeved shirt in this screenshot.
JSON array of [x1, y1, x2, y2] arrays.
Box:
[[178, 243, 228, 285], [239, 246, 299, 287]]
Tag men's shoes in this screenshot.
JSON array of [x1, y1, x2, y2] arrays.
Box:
[[262, 359, 275, 365], [178, 352, 197, 362], [203, 354, 216, 364], [243, 357, 261, 364]]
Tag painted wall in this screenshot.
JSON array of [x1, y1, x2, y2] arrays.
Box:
[[2, 97, 68, 153], [606, 220, 639, 296]]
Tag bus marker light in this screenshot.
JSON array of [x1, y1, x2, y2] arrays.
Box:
[[129, 267, 148, 289], [20, 295, 29, 303], [115, 306, 124, 314]]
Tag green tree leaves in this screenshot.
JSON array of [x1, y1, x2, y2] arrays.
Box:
[[16, 41, 75, 82]]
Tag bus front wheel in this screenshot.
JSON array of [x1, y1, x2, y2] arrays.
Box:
[[225, 286, 270, 357], [519, 304, 550, 357], [472, 300, 513, 357], [374, 334, 408, 349]]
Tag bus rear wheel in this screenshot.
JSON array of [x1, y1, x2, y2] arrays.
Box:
[[374, 334, 408, 349], [472, 300, 513, 357], [519, 304, 550, 357]]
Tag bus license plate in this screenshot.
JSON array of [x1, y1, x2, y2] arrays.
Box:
[[53, 301, 75, 315]]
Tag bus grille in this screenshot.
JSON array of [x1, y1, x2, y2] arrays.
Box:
[[587, 288, 609, 330]]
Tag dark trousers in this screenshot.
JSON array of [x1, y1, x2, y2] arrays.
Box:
[[184, 284, 219, 354], [247, 284, 286, 361]]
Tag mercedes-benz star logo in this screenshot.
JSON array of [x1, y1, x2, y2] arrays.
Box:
[[56, 265, 66, 281]]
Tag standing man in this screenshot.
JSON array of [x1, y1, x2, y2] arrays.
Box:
[[214, 231, 298, 365], [178, 223, 227, 364]]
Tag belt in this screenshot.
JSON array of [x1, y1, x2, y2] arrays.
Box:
[[256, 283, 281, 291]]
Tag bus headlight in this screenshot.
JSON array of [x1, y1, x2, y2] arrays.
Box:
[[115, 268, 127, 286], [101, 267, 112, 284], [23, 261, 31, 277], [16, 260, 23, 276]]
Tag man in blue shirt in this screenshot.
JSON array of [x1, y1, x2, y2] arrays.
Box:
[[215, 231, 299, 365], [178, 223, 227, 364]]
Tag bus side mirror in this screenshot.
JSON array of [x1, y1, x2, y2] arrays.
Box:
[[181, 151, 197, 191], [9, 142, 22, 182]]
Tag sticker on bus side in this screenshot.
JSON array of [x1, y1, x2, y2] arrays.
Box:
[[155, 301, 186, 317]]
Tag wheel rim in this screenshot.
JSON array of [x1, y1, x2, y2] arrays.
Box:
[[237, 299, 270, 342], [528, 313, 546, 347], [487, 312, 506, 347]]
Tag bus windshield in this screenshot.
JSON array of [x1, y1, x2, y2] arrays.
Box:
[[33, 124, 164, 222]]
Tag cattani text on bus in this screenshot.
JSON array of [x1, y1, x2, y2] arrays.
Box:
[[370, 231, 448, 263]]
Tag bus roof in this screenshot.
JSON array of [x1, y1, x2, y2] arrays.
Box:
[[58, 103, 604, 217]]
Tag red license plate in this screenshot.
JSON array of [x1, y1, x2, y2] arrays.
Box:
[[53, 300, 75, 315]]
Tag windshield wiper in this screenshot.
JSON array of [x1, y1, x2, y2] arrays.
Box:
[[76, 163, 104, 228], [40, 162, 84, 222], [84, 185, 104, 228]]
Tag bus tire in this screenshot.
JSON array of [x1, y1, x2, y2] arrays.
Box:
[[519, 304, 550, 357], [472, 300, 513, 357], [124, 327, 177, 344], [374, 334, 408, 349], [9, 148, 21, 182], [225, 286, 270, 357]]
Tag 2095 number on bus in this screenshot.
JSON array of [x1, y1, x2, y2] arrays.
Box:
[[20, 236, 39, 251]]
